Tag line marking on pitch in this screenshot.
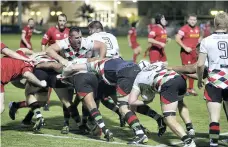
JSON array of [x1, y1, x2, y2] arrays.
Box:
[[27, 133, 167, 147], [170, 132, 228, 146]]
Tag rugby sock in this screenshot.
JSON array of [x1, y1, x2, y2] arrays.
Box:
[[63, 105, 70, 126], [209, 122, 220, 146], [29, 102, 42, 119], [23, 109, 34, 122], [136, 105, 162, 121], [82, 105, 90, 124], [67, 104, 81, 126], [186, 123, 194, 131], [15, 101, 28, 109], [188, 78, 194, 89], [125, 111, 144, 136], [47, 88, 52, 104], [90, 108, 107, 133], [181, 135, 193, 145], [101, 97, 121, 117], [133, 53, 138, 63]]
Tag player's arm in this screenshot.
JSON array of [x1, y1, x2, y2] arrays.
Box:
[[128, 88, 144, 106], [1, 48, 31, 62], [21, 29, 30, 48], [168, 63, 197, 74], [41, 29, 51, 51], [175, 29, 192, 52], [36, 62, 63, 73], [33, 29, 42, 34], [17, 48, 34, 55], [127, 30, 132, 47], [197, 39, 207, 89], [22, 71, 46, 87], [148, 30, 165, 48], [46, 43, 68, 66], [92, 40, 107, 59]]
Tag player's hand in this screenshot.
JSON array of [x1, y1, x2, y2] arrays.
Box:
[[40, 80, 47, 87], [60, 59, 69, 67], [160, 42, 166, 48], [26, 44, 31, 49], [185, 47, 192, 53], [166, 66, 172, 70], [197, 80, 204, 89]]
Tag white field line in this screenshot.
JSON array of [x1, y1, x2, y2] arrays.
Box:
[[170, 132, 228, 146], [27, 133, 168, 147]]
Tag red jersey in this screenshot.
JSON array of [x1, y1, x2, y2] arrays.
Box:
[[41, 26, 69, 46], [178, 24, 200, 50], [148, 25, 167, 49], [1, 50, 33, 84], [203, 24, 211, 38], [1, 42, 7, 53], [128, 27, 137, 43], [20, 25, 33, 49], [147, 24, 155, 33]]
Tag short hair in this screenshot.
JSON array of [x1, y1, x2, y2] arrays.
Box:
[[57, 13, 67, 21], [88, 21, 104, 31], [214, 12, 228, 30], [188, 13, 197, 19], [69, 27, 81, 36], [131, 21, 137, 27], [28, 18, 34, 22]]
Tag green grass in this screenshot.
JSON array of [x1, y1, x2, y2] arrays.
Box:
[[1, 34, 228, 147]]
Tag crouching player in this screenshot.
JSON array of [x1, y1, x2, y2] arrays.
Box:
[[128, 62, 196, 147]]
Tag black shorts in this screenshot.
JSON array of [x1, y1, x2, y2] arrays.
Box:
[[116, 65, 141, 96], [204, 83, 228, 103], [96, 80, 116, 101], [33, 69, 67, 88], [160, 75, 187, 104], [68, 72, 98, 100]]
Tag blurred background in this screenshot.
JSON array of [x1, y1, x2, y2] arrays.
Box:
[[1, 0, 227, 36]]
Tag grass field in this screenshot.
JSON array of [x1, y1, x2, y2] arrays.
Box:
[[1, 34, 228, 147]]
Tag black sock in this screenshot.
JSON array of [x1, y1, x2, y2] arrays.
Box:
[[186, 123, 193, 131], [82, 105, 90, 124], [181, 135, 192, 145], [23, 109, 34, 122], [209, 122, 220, 146], [29, 102, 42, 119], [136, 105, 162, 121], [63, 105, 70, 126], [101, 97, 121, 117], [67, 104, 81, 125]]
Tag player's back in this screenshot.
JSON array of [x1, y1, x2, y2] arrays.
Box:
[[90, 32, 120, 57], [203, 33, 228, 71]]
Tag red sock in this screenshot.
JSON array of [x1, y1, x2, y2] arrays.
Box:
[[18, 101, 28, 108], [188, 78, 194, 89], [133, 53, 138, 63], [47, 88, 52, 104]]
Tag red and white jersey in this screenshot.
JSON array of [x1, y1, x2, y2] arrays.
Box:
[[133, 62, 179, 93], [56, 37, 95, 61], [41, 26, 69, 46], [147, 24, 155, 33], [89, 32, 120, 58], [200, 32, 228, 89], [148, 25, 167, 48]]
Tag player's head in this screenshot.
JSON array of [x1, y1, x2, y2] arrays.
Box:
[[28, 18, 35, 28], [187, 13, 197, 27], [155, 13, 166, 27], [131, 21, 137, 28], [88, 21, 104, 35], [57, 14, 67, 30], [214, 12, 228, 31], [69, 27, 82, 49]]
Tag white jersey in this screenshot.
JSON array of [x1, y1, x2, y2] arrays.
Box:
[[57, 37, 94, 61], [133, 62, 179, 102], [200, 32, 228, 89], [89, 32, 120, 58]]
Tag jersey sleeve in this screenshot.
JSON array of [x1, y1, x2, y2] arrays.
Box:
[[132, 76, 141, 92], [41, 28, 52, 45], [1, 42, 7, 53], [128, 30, 133, 35], [199, 38, 208, 54], [148, 28, 156, 39], [178, 26, 186, 37], [56, 38, 69, 50]]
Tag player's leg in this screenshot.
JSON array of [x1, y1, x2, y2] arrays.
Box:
[[72, 73, 113, 141], [223, 100, 228, 121], [132, 44, 141, 63], [204, 84, 224, 147], [116, 65, 148, 144], [0, 92, 5, 114], [178, 100, 195, 136], [133, 104, 166, 136], [161, 76, 196, 146]]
